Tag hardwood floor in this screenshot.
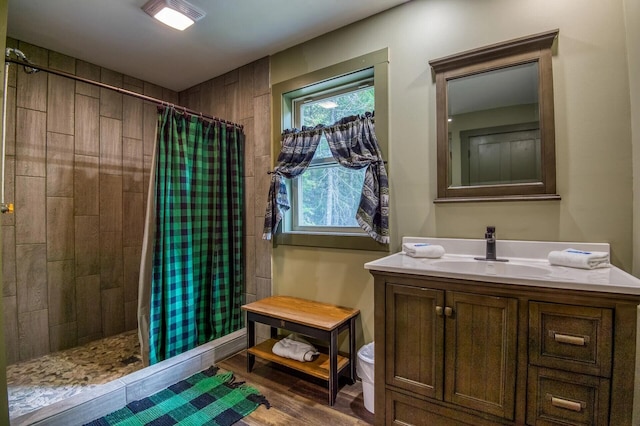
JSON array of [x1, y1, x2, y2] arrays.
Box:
[[217, 350, 374, 425]]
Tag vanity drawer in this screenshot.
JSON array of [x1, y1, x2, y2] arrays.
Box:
[[529, 302, 612, 377], [386, 390, 484, 426], [527, 366, 610, 426]]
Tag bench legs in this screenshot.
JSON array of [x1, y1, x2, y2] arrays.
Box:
[[348, 316, 357, 384], [245, 313, 359, 406], [247, 318, 255, 373], [329, 329, 338, 406]]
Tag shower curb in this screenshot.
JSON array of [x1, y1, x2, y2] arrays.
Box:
[[10, 328, 247, 426]]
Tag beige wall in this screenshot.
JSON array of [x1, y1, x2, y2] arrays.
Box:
[[625, 0, 640, 277], [271, 0, 635, 347]]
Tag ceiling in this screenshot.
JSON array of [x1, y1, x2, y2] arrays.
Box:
[[6, 0, 408, 92]]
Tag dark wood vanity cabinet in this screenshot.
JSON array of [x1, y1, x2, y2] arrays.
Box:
[[385, 283, 517, 420], [372, 271, 640, 426]]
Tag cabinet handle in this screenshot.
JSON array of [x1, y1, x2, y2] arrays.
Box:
[[435, 306, 443, 316], [546, 394, 585, 412], [549, 331, 589, 346], [444, 307, 453, 317]]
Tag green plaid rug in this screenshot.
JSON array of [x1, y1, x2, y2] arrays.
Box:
[[84, 366, 269, 426]]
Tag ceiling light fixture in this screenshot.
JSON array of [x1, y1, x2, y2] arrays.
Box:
[[142, 0, 206, 31]]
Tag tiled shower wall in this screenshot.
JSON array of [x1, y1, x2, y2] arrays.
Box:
[[2, 38, 271, 364], [1, 38, 177, 364]]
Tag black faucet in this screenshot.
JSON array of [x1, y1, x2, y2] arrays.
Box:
[[475, 226, 508, 262], [485, 226, 497, 260]]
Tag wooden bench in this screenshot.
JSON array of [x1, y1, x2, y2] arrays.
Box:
[[242, 296, 360, 406]]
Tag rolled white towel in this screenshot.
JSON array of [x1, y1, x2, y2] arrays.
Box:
[[548, 249, 610, 270], [403, 243, 445, 258], [272, 334, 319, 362]]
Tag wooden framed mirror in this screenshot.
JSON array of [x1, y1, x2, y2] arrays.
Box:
[[429, 29, 560, 202]]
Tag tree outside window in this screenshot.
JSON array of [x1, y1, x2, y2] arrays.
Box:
[[293, 86, 374, 231]]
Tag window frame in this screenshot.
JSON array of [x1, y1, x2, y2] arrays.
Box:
[[290, 80, 374, 234], [270, 49, 389, 251]]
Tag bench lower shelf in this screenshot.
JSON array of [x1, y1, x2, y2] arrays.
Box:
[[247, 338, 350, 381]]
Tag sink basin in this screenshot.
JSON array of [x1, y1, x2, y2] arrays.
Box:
[[430, 259, 552, 277]]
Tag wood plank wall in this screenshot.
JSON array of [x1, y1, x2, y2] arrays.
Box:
[[2, 39, 273, 365]]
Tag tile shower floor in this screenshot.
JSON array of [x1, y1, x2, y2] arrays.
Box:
[[6, 330, 144, 419]]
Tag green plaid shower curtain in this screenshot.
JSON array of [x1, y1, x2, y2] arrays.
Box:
[[149, 107, 244, 365]]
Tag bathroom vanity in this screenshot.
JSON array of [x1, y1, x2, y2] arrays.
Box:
[[365, 238, 640, 425]]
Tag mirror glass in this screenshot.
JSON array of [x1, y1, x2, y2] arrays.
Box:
[[430, 29, 559, 201], [447, 62, 540, 187]]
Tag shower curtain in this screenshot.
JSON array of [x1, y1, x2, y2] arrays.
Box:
[[138, 107, 244, 365]]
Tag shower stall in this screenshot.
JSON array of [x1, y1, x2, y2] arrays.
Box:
[[1, 39, 271, 422]]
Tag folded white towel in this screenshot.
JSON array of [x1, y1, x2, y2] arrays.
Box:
[[403, 243, 445, 258], [272, 334, 319, 362], [548, 249, 610, 270]]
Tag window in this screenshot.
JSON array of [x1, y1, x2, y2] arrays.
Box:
[[291, 80, 374, 234], [271, 49, 389, 250]]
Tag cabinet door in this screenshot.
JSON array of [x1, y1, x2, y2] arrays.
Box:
[[386, 283, 445, 399], [444, 291, 518, 420]]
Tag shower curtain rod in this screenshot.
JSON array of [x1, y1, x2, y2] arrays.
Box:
[[5, 57, 243, 129]]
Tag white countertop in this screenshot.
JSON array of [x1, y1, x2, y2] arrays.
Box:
[[364, 237, 640, 295]]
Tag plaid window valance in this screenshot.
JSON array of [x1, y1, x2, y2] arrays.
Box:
[[263, 112, 389, 244]]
